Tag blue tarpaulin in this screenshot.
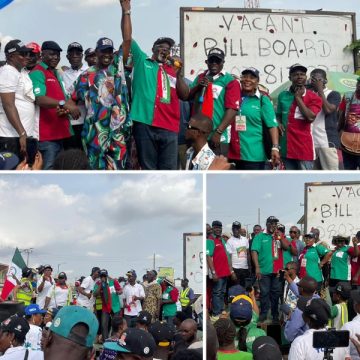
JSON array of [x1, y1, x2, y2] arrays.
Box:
[[0, 0, 14, 10]]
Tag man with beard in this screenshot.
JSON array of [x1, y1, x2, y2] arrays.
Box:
[[121, 0, 189, 170], [277, 64, 322, 170], [251, 216, 290, 323], [62, 42, 88, 150], [72, 19, 131, 170], [29, 41, 80, 169], [142, 270, 162, 323], [186, 48, 240, 156]]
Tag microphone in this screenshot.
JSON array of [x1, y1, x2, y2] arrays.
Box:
[[198, 75, 213, 104]]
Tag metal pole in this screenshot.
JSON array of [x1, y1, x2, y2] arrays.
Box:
[[153, 253, 155, 270], [258, 208, 261, 225]]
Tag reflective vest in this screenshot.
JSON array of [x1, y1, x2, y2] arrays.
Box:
[[49, 284, 73, 307], [180, 287, 191, 307], [95, 296, 102, 311], [16, 278, 33, 305]]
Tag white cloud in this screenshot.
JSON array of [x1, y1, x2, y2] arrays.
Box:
[[87, 252, 103, 257], [55, 0, 115, 11], [263, 193, 273, 199]]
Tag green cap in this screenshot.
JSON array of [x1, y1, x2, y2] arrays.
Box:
[[50, 306, 98, 348]]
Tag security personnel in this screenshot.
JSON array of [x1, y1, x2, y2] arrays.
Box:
[[179, 278, 195, 319], [15, 268, 35, 305]]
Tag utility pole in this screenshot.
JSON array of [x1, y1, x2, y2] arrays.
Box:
[[153, 253, 156, 270], [20, 248, 34, 266], [258, 208, 261, 225]]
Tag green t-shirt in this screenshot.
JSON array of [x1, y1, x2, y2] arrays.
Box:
[[276, 90, 294, 158], [238, 93, 278, 161], [330, 246, 351, 281], [93, 278, 121, 313], [235, 311, 266, 353], [301, 244, 329, 282], [217, 350, 253, 359], [191, 73, 236, 143], [162, 286, 177, 317], [251, 232, 274, 275]]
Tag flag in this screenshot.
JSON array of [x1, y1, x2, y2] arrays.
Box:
[[0, 248, 27, 301], [0, 0, 15, 10]]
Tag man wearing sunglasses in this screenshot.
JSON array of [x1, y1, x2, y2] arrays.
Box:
[[184, 113, 216, 170], [187, 48, 240, 157]]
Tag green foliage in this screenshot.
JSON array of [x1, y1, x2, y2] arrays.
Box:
[[344, 40, 360, 51]]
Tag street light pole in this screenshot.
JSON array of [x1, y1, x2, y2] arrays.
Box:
[[57, 262, 66, 274]]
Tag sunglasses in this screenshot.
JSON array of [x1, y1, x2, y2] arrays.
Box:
[[289, 231, 297, 234], [207, 57, 222, 64], [285, 267, 293, 271], [187, 124, 201, 131]]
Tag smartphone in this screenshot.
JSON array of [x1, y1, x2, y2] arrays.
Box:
[[26, 137, 38, 167], [313, 329, 349, 348]]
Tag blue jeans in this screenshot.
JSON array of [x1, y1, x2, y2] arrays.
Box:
[[38, 140, 63, 170], [259, 274, 282, 320], [212, 277, 227, 316], [284, 158, 313, 170], [133, 122, 178, 170]]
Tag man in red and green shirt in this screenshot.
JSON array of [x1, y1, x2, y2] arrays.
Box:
[[187, 48, 240, 156], [29, 41, 80, 170], [276, 64, 322, 170], [251, 216, 290, 322], [206, 220, 235, 317], [121, 0, 188, 169]]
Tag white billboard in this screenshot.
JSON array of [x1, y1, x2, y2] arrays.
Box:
[[181, 8, 356, 92], [305, 182, 360, 244], [183, 233, 203, 295]]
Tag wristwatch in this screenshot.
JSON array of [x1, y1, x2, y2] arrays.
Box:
[[124, 10, 131, 15], [58, 100, 66, 109], [211, 270, 216, 275]]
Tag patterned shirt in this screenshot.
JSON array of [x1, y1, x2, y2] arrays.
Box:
[[72, 48, 131, 170], [185, 143, 216, 170]]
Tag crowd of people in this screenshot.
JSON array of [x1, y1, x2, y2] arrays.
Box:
[[206, 218, 360, 359], [0, 264, 203, 359], [0, 0, 359, 171]]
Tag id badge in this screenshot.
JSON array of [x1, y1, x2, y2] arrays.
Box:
[[301, 258, 307, 267], [235, 115, 246, 132]]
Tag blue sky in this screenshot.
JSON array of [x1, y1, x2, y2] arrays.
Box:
[[0, 174, 203, 283], [0, 0, 358, 63], [207, 173, 360, 236]]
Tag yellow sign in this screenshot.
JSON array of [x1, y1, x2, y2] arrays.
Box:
[[158, 267, 174, 283]]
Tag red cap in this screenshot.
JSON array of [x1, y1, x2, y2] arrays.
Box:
[[26, 42, 41, 54]]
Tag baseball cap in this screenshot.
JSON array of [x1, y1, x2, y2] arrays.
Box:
[[304, 232, 315, 238], [96, 37, 114, 51], [207, 48, 225, 61], [148, 321, 175, 346], [67, 42, 83, 52], [136, 311, 152, 326], [0, 152, 19, 170], [212, 220, 222, 227], [41, 41, 62, 52], [43, 264, 53, 271], [232, 221, 241, 228], [99, 269, 108, 277], [242, 67, 260, 79], [252, 336, 282, 360], [334, 281, 351, 300], [356, 231, 360, 239], [126, 269, 137, 278], [26, 42, 41, 54], [25, 304, 46, 316], [297, 276, 317, 293], [84, 48, 95, 57], [104, 328, 156, 357], [153, 37, 175, 48], [228, 285, 246, 298], [230, 296, 253, 321], [0, 316, 30, 341], [4, 39, 32, 54], [266, 216, 279, 224], [303, 298, 331, 324], [50, 306, 99, 348], [289, 63, 307, 74], [57, 272, 67, 279]]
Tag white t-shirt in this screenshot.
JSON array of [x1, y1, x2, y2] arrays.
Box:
[[76, 275, 95, 309], [46, 285, 70, 309], [225, 236, 249, 269], [123, 283, 145, 316], [24, 324, 42, 351], [36, 277, 54, 309], [61, 65, 87, 125], [288, 328, 326, 360], [0, 65, 36, 137], [0, 346, 43, 360]]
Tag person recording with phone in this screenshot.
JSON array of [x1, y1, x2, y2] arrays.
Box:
[[186, 48, 241, 157], [308, 69, 342, 170]]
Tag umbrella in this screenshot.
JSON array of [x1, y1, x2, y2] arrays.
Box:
[[0, 0, 14, 10], [270, 71, 358, 107]]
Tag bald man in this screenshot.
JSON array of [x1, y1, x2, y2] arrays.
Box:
[[179, 318, 198, 347]]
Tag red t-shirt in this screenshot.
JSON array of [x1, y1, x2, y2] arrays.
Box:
[[208, 235, 231, 278], [349, 246, 360, 285]]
